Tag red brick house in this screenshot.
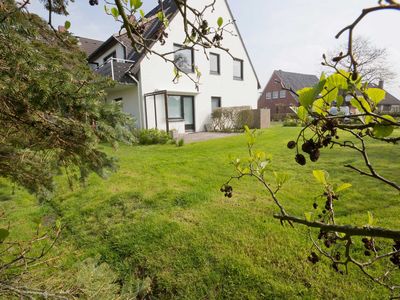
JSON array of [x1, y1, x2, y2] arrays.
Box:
[[258, 70, 318, 121]]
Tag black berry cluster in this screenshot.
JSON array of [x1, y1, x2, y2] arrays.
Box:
[[362, 237, 375, 256], [307, 252, 319, 264], [220, 184, 233, 198], [288, 119, 342, 166], [318, 230, 337, 248], [390, 240, 400, 268], [89, 0, 98, 5]]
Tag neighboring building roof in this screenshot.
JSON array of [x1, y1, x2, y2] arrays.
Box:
[[369, 84, 400, 106], [274, 70, 319, 99], [76, 36, 104, 56]]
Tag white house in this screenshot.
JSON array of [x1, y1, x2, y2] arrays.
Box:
[[80, 0, 260, 133]]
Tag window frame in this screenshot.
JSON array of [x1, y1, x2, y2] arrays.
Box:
[[167, 95, 185, 120], [266, 92, 272, 100], [103, 51, 117, 63], [279, 90, 286, 99], [272, 91, 279, 99], [210, 52, 221, 75], [233, 58, 244, 80], [173, 44, 195, 73], [211, 96, 222, 111]]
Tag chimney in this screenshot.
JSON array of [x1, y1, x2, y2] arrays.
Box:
[[378, 80, 384, 89], [58, 25, 66, 33]]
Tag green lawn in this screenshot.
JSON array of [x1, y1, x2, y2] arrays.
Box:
[[1, 126, 399, 299]]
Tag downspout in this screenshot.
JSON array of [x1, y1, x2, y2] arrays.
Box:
[[127, 73, 144, 129]]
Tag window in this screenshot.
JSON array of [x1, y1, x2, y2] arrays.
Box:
[[279, 90, 286, 98], [103, 51, 116, 63], [233, 58, 243, 80], [167, 95, 183, 119], [174, 44, 194, 73], [272, 91, 279, 99], [210, 53, 220, 75], [167, 95, 195, 130], [266, 92, 272, 99], [211, 97, 221, 111]]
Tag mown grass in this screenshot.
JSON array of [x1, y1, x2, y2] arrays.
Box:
[[1, 126, 399, 299]]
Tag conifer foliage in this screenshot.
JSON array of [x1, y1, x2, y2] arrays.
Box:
[[0, 1, 135, 197]]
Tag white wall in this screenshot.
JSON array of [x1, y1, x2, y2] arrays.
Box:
[[94, 43, 125, 65], [105, 85, 141, 126], [139, 0, 260, 132]]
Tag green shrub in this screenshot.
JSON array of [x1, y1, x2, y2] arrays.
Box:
[[134, 129, 172, 145], [282, 116, 300, 127], [176, 138, 185, 147]]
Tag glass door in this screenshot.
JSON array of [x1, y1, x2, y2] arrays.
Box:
[[183, 96, 195, 131]]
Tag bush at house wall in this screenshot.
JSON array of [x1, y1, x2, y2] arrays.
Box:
[[134, 129, 173, 145], [206, 106, 254, 132]]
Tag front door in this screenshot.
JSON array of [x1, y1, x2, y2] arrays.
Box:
[[183, 96, 195, 131]]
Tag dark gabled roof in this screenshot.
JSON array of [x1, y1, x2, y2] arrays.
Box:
[[88, 35, 120, 62], [275, 70, 319, 99], [368, 83, 400, 106], [76, 36, 104, 56], [124, 0, 179, 74]]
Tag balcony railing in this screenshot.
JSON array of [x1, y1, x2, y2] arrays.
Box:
[[95, 58, 136, 83]]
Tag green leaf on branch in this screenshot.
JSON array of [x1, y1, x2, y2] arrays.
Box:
[[304, 212, 312, 222], [297, 106, 308, 121], [366, 88, 386, 105], [367, 211, 376, 226], [326, 73, 348, 90], [373, 124, 394, 138], [0, 228, 9, 242], [373, 115, 396, 137], [312, 98, 327, 116], [350, 97, 371, 113], [313, 170, 328, 185], [336, 95, 344, 107], [130, 0, 143, 9], [321, 87, 338, 103], [217, 17, 223, 27], [111, 7, 119, 19], [274, 172, 290, 187], [298, 87, 315, 107], [64, 20, 71, 30], [335, 183, 352, 192], [157, 11, 164, 21]]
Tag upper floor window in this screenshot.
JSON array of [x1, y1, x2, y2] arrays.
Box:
[[103, 51, 116, 63], [266, 92, 272, 99], [210, 53, 220, 75], [272, 91, 279, 99], [279, 90, 286, 98], [233, 58, 243, 80], [174, 44, 194, 73]]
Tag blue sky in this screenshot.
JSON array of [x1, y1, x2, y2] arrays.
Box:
[[28, 0, 400, 96]]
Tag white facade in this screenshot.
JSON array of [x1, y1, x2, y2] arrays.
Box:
[[96, 0, 260, 134]]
